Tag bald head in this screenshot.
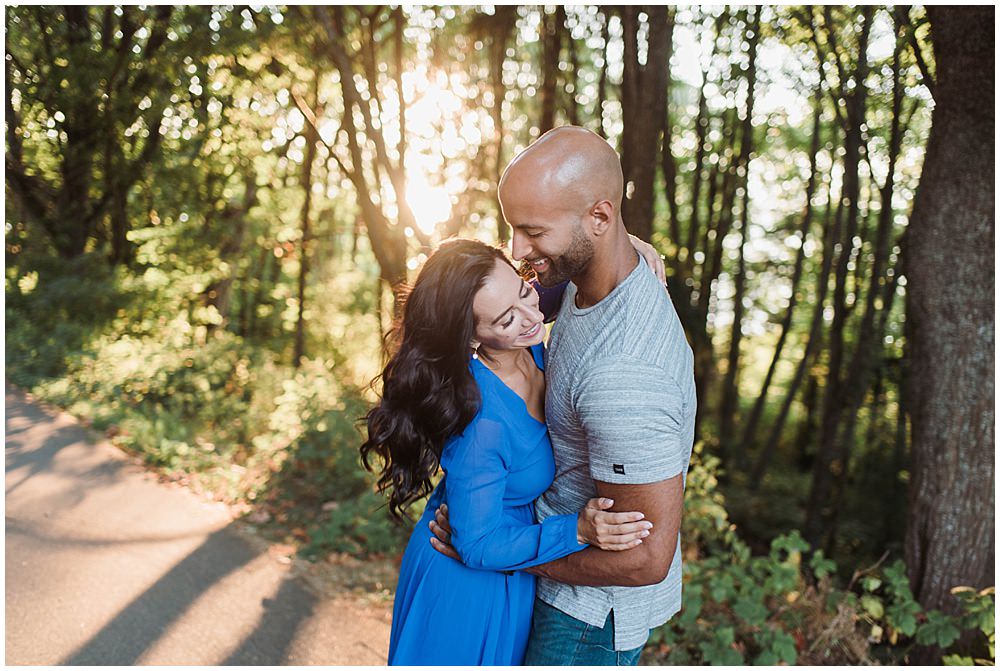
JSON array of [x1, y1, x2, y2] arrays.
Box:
[[499, 126, 624, 217]]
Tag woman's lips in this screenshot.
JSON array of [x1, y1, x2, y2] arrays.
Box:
[[520, 321, 542, 338]]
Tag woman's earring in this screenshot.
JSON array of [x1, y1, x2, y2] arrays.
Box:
[[472, 347, 479, 361]]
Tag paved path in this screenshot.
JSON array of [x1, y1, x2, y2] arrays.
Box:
[[5, 384, 392, 665]]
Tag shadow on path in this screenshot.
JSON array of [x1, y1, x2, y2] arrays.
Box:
[[223, 576, 317, 664], [6, 383, 337, 665], [61, 526, 316, 665]]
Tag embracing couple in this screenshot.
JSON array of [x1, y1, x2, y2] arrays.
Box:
[[361, 126, 696, 666]]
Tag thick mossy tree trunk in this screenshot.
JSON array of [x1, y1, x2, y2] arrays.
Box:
[[903, 6, 994, 615]]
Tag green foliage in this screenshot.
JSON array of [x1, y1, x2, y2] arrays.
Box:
[[6, 226, 404, 557], [5, 255, 130, 386], [645, 454, 996, 666], [302, 490, 408, 558]]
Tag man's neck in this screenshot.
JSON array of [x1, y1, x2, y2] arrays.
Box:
[[572, 230, 638, 309]]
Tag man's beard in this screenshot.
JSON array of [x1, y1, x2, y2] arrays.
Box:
[[536, 221, 594, 287]]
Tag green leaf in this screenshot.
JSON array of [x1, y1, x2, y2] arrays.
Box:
[[754, 650, 779, 665], [733, 595, 769, 626], [809, 550, 836, 579], [861, 594, 885, 619], [942, 654, 974, 666], [698, 626, 745, 665], [862, 576, 882, 592], [709, 572, 737, 603], [916, 610, 962, 648]]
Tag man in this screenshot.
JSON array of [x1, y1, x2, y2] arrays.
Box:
[[430, 126, 696, 665]]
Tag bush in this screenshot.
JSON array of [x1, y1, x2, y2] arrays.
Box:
[[6, 238, 411, 562], [644, 445, 996, 665]]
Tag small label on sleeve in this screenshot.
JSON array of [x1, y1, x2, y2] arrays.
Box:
[[613, 464, 626, 475]]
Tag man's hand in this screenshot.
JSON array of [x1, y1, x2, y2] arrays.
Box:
[[428, 503, 461, 561]]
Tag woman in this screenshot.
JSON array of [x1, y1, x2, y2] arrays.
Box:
[[361, 239, 654, 665]]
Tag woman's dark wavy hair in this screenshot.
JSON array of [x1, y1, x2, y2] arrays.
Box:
[[361, 238, 514, 520]]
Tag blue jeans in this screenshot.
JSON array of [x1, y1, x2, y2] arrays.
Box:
[[524, 597, 644, 666]]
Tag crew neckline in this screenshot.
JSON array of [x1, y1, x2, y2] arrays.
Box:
[[570, 253, 647, 316]]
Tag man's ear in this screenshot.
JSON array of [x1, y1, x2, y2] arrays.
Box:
[[589, 199, 616, 236]]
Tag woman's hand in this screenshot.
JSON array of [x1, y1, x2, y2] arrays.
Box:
[[628, 234, 666, 283], [577, 497, 652, 551]]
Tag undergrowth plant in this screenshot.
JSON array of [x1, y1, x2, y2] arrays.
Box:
[[644, 444, 995, 665]]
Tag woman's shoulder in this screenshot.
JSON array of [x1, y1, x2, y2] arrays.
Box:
[[441, 406, 509, 466]]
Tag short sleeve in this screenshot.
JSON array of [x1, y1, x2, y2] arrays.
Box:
[[575, 357, 687, 484], [440, 415, 586, 571]]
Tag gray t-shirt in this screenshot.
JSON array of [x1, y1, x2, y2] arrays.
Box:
[[535, 254, 696, 651]]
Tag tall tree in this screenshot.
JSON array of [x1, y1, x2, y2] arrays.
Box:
[[538, 6, 561, 134], [293, 78, 319, 367], [903, 5, 994, 615], [823, 10, 909, 544], [5, 6, 208, 262], [620, 6, 673, 241], [311, 6, 410, 295], [739, 81, 824, 463], [718, 7, 761, 455], [472, 7, 518, 243], [804, 6, 874, 548]]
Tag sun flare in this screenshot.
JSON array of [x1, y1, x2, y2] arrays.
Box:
[[392, 67, 483, 238]]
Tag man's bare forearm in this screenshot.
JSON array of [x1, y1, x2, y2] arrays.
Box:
[[525, 537, 675, 587], [526, 476, 684, 587]]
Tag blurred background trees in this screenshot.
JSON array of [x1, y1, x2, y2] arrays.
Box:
[[5, 5, 993, 663]]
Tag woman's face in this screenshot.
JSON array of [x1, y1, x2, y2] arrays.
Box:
[[472, 259, 545, 353]]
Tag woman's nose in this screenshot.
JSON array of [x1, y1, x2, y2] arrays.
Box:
[[523, 304, 543, 325]]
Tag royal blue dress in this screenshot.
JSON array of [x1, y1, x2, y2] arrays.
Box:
[[387, 341, 587, 665]]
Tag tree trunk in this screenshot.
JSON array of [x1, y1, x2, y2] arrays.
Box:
[[751, 158, 839, 487], [620, 5, 672, 241], [294, 112, 318, 367], [317, 6, 408, 296], [804, 6, 873, 548], [824, 22, 907, 549], [739, 85, 823, 461], [562, 7, 580, 126], [596, 9, 610, 137], [904, 5, 994, 615], [539, 6, 560, 134], [685, 10, 726, 270], [718, 7, 760, 455], [488, 7, 517, 244]]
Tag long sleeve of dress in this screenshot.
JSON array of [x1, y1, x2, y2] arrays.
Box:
[[440, 416, 586, 571], [534, 280, 569, 323]]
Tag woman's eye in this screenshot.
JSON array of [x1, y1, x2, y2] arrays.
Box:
[[503, 316, 515, 328]]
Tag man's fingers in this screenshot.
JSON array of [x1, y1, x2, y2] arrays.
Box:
[[434, 508, 452, 533], [428, 519, 451, 543], [429, 536, 462, 561]]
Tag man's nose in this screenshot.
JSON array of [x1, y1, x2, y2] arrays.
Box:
[[511, 232, 529, 262]]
